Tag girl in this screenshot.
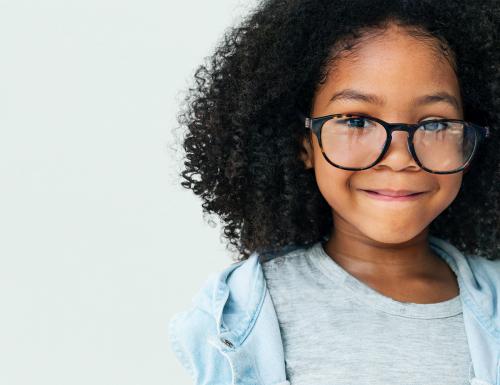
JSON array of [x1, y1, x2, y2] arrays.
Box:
[[169, 1, 500, 384]]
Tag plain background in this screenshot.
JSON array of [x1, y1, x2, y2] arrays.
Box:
[[0, 0, 259, 384]]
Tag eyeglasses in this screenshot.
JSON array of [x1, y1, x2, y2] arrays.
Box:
[[298, 112, 490, 174]]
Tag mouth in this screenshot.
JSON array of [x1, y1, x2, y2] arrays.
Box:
[[360, 189, 427, 201]]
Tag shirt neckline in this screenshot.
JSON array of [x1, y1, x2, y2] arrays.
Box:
[[310, 241, 463, 319]]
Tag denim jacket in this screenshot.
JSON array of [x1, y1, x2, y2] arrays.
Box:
[[168, 235, 500, 385]]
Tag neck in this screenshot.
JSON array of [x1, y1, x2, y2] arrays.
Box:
[[323, 223, 443, 281]]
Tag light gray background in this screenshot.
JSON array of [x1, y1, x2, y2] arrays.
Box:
[[0, 0, 258, 384]]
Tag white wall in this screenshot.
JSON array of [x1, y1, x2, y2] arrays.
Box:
[[0, 1, 258, 384]]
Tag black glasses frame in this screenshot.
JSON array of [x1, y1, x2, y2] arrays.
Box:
[[298, 111, 490, 174]]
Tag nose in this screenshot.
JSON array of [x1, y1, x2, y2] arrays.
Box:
[[376, 129, 419, 170], [388, 130, 411, 153]]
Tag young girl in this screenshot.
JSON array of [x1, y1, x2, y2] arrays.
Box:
[[169, 1, 500, 384]]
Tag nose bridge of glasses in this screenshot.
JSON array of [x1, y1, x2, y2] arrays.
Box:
[[384, 123, 413, 156], [386, 122, 416, 134]]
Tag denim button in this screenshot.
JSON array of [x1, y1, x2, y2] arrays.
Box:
[[221, 338, 234, 348]]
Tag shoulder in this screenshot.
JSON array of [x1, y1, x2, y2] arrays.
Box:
[[464, 253, 500, 284], [167, 243, 315, 381], [459, 253, 500, 329], [430, 235, 500, 286], [260, 243, 319, 281], [167, 259, 243, 338], [260, 243, 316, 270], [167, 258, 253, 382]]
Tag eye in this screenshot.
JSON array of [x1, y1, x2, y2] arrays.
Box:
[[338, 117, 373, 129], [420, 118, 451, 131]]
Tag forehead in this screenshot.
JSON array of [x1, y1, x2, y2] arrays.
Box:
[[315, 28, 461, 111]]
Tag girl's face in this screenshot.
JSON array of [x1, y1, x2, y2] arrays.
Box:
[[301, 25, 464, 244]]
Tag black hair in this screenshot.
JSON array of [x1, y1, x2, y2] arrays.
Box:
[[174, 0, 500, 261]]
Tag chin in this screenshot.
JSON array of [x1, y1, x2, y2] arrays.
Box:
[[358, 225, 427, 245]]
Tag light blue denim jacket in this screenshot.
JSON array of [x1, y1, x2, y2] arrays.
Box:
[[168, 235, 500, 385]]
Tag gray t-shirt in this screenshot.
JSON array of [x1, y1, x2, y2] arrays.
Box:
[[261, 241, 472, 385]]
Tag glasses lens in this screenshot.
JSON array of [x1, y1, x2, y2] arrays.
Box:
[[413, 121, 476, 172], [320, 116, 386, 168]]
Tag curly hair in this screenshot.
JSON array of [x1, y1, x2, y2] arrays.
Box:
[[174, 0, 500, 262]]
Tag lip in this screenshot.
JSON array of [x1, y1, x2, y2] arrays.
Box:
[[360, 189, 427, 201], [367, 189, 426, 196]]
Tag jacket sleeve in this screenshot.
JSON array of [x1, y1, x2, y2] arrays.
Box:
[[168, 304, 234, 385]]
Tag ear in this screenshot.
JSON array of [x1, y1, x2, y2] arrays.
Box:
[[299, 134, 314, 169]]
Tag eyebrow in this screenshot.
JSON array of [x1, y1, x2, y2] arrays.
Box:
[[329, 88, 461, 111]]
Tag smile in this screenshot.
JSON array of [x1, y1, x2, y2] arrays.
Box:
[[360, 189, 427, 201]]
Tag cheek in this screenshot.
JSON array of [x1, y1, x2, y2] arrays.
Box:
[[434, 173, 463, 208], [312, 138, 352, 191], [313, 157, 355, 208]]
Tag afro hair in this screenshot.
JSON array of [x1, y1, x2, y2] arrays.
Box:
[[174, 0, 500, 261]]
